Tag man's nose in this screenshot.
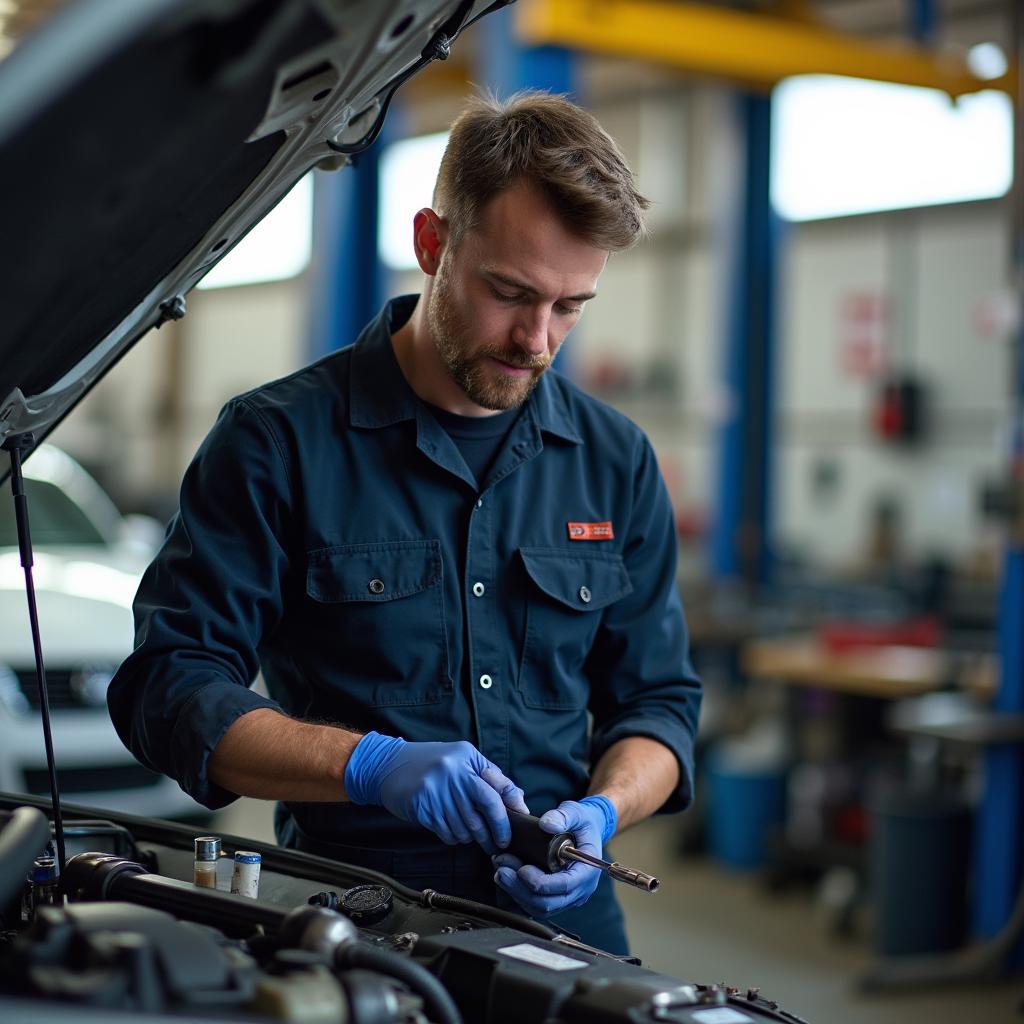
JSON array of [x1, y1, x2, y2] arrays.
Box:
[[513, 306, 551, 357]]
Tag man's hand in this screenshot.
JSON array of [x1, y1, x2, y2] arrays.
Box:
[[345, 732, 528, 853], [493, 796, 617, 917]]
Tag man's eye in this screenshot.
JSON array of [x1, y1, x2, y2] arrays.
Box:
[[489, 284, 521, 304], [555, 302, 583, 316]]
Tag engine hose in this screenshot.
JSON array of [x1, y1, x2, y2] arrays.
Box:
[[0, 807, 50, 907], [338, 943, 462, 1024], [420, 888, 558, 941]]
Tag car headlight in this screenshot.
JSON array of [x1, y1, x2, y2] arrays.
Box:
[[70, 667, 115, 708], [0, 663, 31, 717]]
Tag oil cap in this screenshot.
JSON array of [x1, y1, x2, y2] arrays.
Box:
[[339, 884, 394, 926]]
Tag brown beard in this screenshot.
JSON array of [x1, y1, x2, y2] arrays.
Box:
[[427, 257, 550, 411]]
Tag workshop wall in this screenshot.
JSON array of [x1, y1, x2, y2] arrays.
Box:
[[777, 204, 1008, 569], [66, 277, 309, 519], [572, 82, 1011, 575]]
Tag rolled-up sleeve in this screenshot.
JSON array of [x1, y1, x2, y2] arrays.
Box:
[[586, 435, 702, 813], [107, 399, 291, 808]]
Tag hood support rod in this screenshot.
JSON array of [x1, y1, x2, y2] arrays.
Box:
[[1, 433, 65, 878]]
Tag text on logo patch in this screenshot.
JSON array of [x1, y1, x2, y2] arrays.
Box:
[[567, 521, 614, 541]]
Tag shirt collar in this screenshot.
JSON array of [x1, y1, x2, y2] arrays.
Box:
[[349, 296, 420, 429], [527, 366, 583, 445], [349, 295, 582, 445]]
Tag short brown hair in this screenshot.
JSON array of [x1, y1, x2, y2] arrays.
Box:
[[433, 90, 649, 252]]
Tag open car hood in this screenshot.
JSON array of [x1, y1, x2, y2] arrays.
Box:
[[0, 0, 505, 459]]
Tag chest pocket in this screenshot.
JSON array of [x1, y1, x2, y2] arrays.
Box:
[[304, 539, 451, 706], [517, 547, 633, 710]]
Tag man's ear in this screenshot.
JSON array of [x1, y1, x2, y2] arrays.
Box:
[[412, 208, 448, 275]]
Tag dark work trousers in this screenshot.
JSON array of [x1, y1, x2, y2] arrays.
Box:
[[284, 826, 630, 956]]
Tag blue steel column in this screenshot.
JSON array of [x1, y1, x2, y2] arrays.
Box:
[[473, 4, 577, 375], [474, 4, 576, 100], [908, 0, 936, 43], [973, 1, 1024, 966], [710, 93, 780, 584], [307, 134, 391, 359]]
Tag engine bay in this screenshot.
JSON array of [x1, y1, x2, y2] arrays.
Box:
[[1, 796, 808, 1024]]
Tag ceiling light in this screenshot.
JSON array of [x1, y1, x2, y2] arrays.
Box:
[[967, 43, 1008, 81]]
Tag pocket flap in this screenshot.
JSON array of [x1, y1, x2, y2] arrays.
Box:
[[519, 547, 632, 612], [307, 540, 441, 603]]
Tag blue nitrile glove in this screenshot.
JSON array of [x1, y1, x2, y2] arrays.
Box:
[[492, 795, 617, 917], [344, 732, 529, 854]]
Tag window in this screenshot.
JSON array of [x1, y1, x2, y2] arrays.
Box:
[[378, 131, 449, 271], [198, 173, 314, 289], [771, 76, 1013, 221]]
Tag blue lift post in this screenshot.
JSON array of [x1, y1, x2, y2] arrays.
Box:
[[306, 122, 393, 360], [474, 4, 576, 102], [915, 0, 1024, 973], [908, 0, 937, 44], [973, 1, 1024, 967], [473, 4, 576, 375], [710, 93, 780, 585]]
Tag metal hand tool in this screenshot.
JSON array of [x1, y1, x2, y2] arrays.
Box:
[[507, 810, 660, 892]]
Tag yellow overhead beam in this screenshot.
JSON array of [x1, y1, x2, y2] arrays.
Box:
[[403, 54, 472, 98], [516, 0, 1017, 99]]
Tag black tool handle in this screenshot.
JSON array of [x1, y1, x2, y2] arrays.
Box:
[[506, 810, 572, 873]]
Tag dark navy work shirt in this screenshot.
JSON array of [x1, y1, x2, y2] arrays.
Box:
[[108, 296, 702, 857]]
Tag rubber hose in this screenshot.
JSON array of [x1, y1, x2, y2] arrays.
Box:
[[339, 943, 462, 1024], [421, 889, 558, 941], [0, 806, 50, 907]]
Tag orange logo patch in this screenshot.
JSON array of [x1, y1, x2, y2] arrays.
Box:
[[567, 521, 614, 541]]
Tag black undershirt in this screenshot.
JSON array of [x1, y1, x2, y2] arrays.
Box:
[[423, 401, 520, 489]]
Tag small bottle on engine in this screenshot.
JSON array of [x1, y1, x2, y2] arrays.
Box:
[[193, 836, 221, 888], [20, 855, 60, 922], [230, 850, 261, 899]]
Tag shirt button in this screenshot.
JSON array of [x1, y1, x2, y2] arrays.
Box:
[[368, 578, 385, 595], [475, 498, 483, 509], [479, 674, 493, 689], [472, 581, 485, 597], [579, 585, 592, 604]]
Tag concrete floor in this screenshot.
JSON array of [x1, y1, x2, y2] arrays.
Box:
[[217, 799, 1022, 1024]]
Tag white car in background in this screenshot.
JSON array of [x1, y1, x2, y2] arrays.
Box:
[[0, 444, 203, 819]]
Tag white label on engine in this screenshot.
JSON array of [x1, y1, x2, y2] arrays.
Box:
[[496, 943, 589, 971], [691, 1010, 755, 1023]]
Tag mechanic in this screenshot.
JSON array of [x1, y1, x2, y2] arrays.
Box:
[[108, 91, 701, 955]]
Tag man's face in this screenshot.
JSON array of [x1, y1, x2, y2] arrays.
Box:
[[426, 181, 608, 412]]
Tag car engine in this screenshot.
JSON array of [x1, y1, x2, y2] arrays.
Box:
[[0, 798, 809, 1024]]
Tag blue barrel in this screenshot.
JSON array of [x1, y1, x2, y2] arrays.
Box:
[[705, 749, 787, 870]]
